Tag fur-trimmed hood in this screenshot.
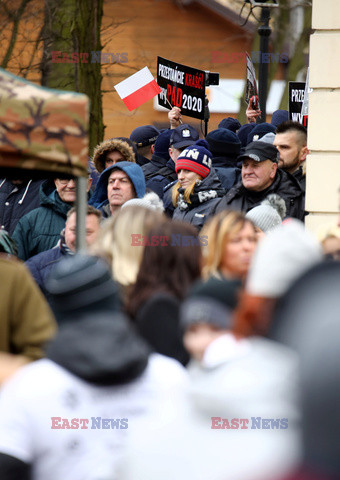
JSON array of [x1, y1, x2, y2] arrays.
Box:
[[92, 138, 136, 173]]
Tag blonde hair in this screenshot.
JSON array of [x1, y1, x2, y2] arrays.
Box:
[[90, 206, 164, 286], [200, 210, 254, 279], [172, 177, 202, 207]]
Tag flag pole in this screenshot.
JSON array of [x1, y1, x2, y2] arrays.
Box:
[[165, 98, 183, 125]]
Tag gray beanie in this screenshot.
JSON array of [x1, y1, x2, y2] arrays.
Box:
[[258, 132, 275, 144], [122, 191, 164, 212], [46, 254, 121, 322], [246, 194, 286, 233]]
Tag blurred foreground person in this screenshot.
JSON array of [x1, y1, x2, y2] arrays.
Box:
[[0, 251, 56, 384], [201, 210, 257, 282], [126, 219, 202, 365], [119, 276, 300, 480], [317, 224, 340, 262], [234, 219, 323, 338], [269, 261, 340, 480], [246, 194, 286, 239], [0, 255, 187, 480], [90, 205, 164, 296]]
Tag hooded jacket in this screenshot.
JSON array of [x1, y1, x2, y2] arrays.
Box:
[[0, 313, 187, 480], [216, 168, 305, 221], [0, 178, 44, 235], [89, 162, 146, 213], [12, 180, 73, 261], [92, 138, 136, 173], [172, 169, 225, 230]]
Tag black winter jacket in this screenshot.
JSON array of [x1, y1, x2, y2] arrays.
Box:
[[216, 168, 305, 220], [173, 169, 225, 230], [0, 179, 44, 235]]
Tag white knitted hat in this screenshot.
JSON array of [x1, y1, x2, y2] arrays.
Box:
[[257, 132, 276, 144], [246, 219, 323, 297], [246, 194, 286, 233], [122, 191, 164, 212]]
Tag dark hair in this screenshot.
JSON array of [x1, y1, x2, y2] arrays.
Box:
[[275, 121, 307, 145], [126, 219, 202, 318]]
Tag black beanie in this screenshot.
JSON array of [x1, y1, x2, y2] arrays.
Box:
[[46, 254, 121, 323], [180, 277, 241, 331], [206, 128, 241, 157]]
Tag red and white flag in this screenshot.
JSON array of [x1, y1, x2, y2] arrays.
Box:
[[114, 67, 161, 111]]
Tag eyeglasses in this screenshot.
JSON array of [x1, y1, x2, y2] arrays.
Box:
[[57, 178, 75, 185]]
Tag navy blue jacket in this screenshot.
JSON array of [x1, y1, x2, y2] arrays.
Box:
[[0, 179, 44, 235], [211, 156, 241, 192], [146, 159, 177, 199]]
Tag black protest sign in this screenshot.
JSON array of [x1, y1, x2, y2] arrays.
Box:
[[289, 82, 306, 123], [157, 57, 205, 120]]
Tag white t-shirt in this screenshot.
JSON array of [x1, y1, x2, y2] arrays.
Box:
[[0, 355, 187, 480]]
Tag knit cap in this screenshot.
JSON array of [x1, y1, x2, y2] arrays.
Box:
[[258, 132, 275, 144], [246, 219, 323, 298], [206, 128, 241, 157], [237, 123, 256, 147], [180, 277, 241, 331], [122, 191, 164, 212], [175, 145, 212, 179], [153, 129, 172, 161], [46, 254, 121, 323], [247, 123, 276, 144], [246, 194, 286, 233], [271, 109, 289, 128], [218, 117, 241, 133], [130, 125, 160, 148]]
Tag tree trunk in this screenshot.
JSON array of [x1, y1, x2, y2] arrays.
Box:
[[42, 0, 104, 154]]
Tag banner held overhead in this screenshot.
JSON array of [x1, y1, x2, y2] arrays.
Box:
[[157, 57, 206, 120]]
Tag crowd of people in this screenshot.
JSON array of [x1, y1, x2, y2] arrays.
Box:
[[0, 100, 339, 480]]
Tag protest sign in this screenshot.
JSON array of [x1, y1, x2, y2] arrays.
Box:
[[289, 82, 306, 123], [157, 56, 206, 120]]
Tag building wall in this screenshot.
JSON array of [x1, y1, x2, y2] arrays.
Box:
[[306, 0, 340, 232], [102, 0, 253, 138]]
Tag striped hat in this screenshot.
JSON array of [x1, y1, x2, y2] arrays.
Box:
[[175, 145, 212, 179]]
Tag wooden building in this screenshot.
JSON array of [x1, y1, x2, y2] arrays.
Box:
[[102, 0, 257, 138]]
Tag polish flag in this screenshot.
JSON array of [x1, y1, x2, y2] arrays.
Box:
[[114, 67, 161, 111]]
